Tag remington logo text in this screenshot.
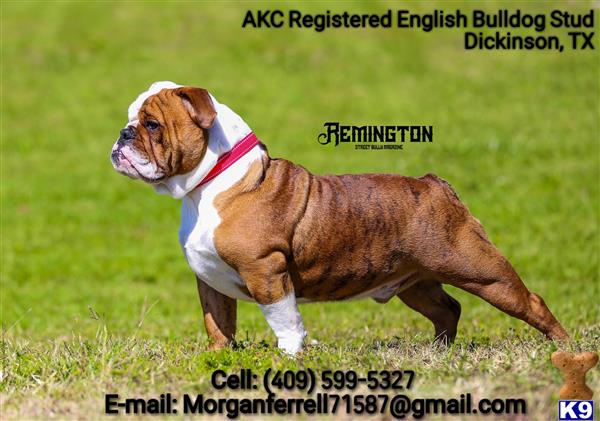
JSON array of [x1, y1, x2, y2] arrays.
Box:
[[318, 123, 433, 147]]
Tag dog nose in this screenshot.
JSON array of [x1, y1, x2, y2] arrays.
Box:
[[119, 126, 135, 141]]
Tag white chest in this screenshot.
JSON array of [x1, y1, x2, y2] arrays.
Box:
[[179, 195, 254, 302], [178, 149, 265, 302]]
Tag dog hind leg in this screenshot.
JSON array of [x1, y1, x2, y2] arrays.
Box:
[[436, 226, 569, 341], [452, 272, 569, 340], [397, 280, 461, 344]]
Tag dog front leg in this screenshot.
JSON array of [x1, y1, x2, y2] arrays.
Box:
[[259, 293, 306, 355], [196, 276, 237, 350], [240, 254, 306, 355]]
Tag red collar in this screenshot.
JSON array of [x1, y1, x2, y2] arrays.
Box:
[[197, 132, 261, 187]]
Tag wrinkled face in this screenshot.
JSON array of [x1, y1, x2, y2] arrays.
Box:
[[111, 86, 216, 183]]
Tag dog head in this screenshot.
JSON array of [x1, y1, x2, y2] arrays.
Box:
[[111, 82, 217, 183]]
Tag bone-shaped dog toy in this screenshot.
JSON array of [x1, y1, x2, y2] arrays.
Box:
[[551, 351, 598, 400]]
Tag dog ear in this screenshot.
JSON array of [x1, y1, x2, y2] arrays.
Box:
[[175, 87, 217, 129]]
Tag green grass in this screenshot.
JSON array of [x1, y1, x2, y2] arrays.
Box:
[[1, 1, 598, 419]]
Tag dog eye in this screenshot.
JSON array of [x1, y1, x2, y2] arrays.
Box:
[[144, 120, 160, 132]]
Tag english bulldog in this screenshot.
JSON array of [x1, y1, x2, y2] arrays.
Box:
[[111, 81, 569, 354]]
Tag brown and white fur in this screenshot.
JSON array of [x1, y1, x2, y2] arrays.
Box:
[[111, 82, 569, 354]]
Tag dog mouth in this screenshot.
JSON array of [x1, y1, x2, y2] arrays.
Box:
[[140, 173, 166, 184], [111, 147, 165, 184]]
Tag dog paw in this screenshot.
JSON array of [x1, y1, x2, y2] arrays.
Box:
[[277, 332, 306, 355]]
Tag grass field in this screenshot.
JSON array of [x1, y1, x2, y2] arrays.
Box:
[[1, 1, 599, 419]]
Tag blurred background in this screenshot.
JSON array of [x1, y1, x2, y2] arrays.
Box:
[[1, 1, 598, 418]]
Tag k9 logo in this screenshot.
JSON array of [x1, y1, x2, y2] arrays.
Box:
[[558, 401, 594, 420]]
